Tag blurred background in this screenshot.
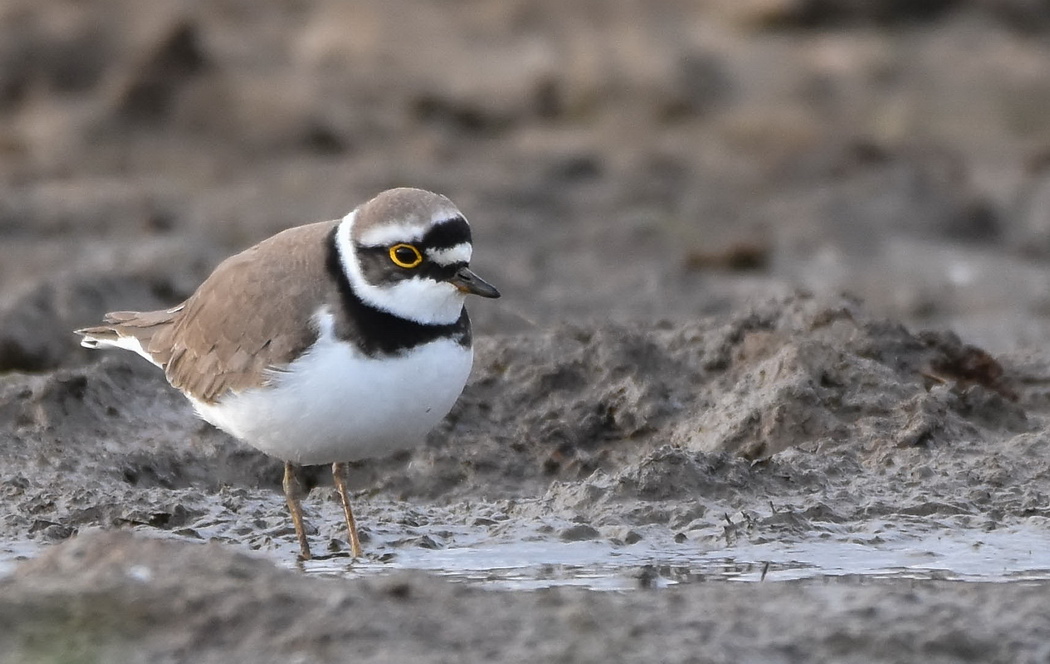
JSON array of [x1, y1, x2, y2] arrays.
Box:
[[4, 0, 1050, 371]]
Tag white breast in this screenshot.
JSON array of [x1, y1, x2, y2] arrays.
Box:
[[190, 312, 474, 465]]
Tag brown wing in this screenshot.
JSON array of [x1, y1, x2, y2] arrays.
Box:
[[160, 220, 340, 403], [83, 220, 340, 404]]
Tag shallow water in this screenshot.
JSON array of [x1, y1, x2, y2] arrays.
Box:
[[296, 519, 1050, 591], [5, 519, 1048, 591]]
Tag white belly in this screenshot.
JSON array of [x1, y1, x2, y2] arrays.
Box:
[[190, 332, 474, 465]]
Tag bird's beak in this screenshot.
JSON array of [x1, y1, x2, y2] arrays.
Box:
[[450, 266, 500, 298]]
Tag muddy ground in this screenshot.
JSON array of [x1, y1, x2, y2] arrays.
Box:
[[4, 0, 1050, 662]]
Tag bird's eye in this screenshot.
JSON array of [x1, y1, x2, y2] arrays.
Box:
[[389, 243, 423, 268]]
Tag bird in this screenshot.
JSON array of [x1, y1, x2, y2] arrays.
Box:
[[76, 187, 500, 560]]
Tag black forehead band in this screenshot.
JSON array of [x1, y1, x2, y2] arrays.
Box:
[[422, 216, 471, 250]]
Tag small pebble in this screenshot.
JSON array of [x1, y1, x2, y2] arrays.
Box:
[[560, 524, 600, 541]]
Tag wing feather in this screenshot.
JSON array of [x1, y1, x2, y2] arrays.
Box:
[[78, 220, 340, 403]]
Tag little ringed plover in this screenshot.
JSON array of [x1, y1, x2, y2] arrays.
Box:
[[76, 187, 500, 559]]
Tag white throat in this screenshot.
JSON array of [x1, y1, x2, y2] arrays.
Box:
[[336, 211, 466, 325]]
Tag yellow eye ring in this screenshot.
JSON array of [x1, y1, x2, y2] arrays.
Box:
[[389, 243, 423, 268]]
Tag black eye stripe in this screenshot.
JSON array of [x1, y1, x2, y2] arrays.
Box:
[[420, 262, 462, 281], [353, 245, 464, 282]]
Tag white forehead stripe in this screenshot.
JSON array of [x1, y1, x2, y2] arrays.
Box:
[[357, 222, 429, 248], [426, 242, 472, 266]]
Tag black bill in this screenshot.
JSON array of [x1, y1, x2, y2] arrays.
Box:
[[450, 266, 501, 298]]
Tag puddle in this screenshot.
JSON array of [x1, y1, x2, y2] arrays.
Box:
[[5, 520, 1049, 591], [0, 540, 42, 578], [294, 520, 1050, 591]]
